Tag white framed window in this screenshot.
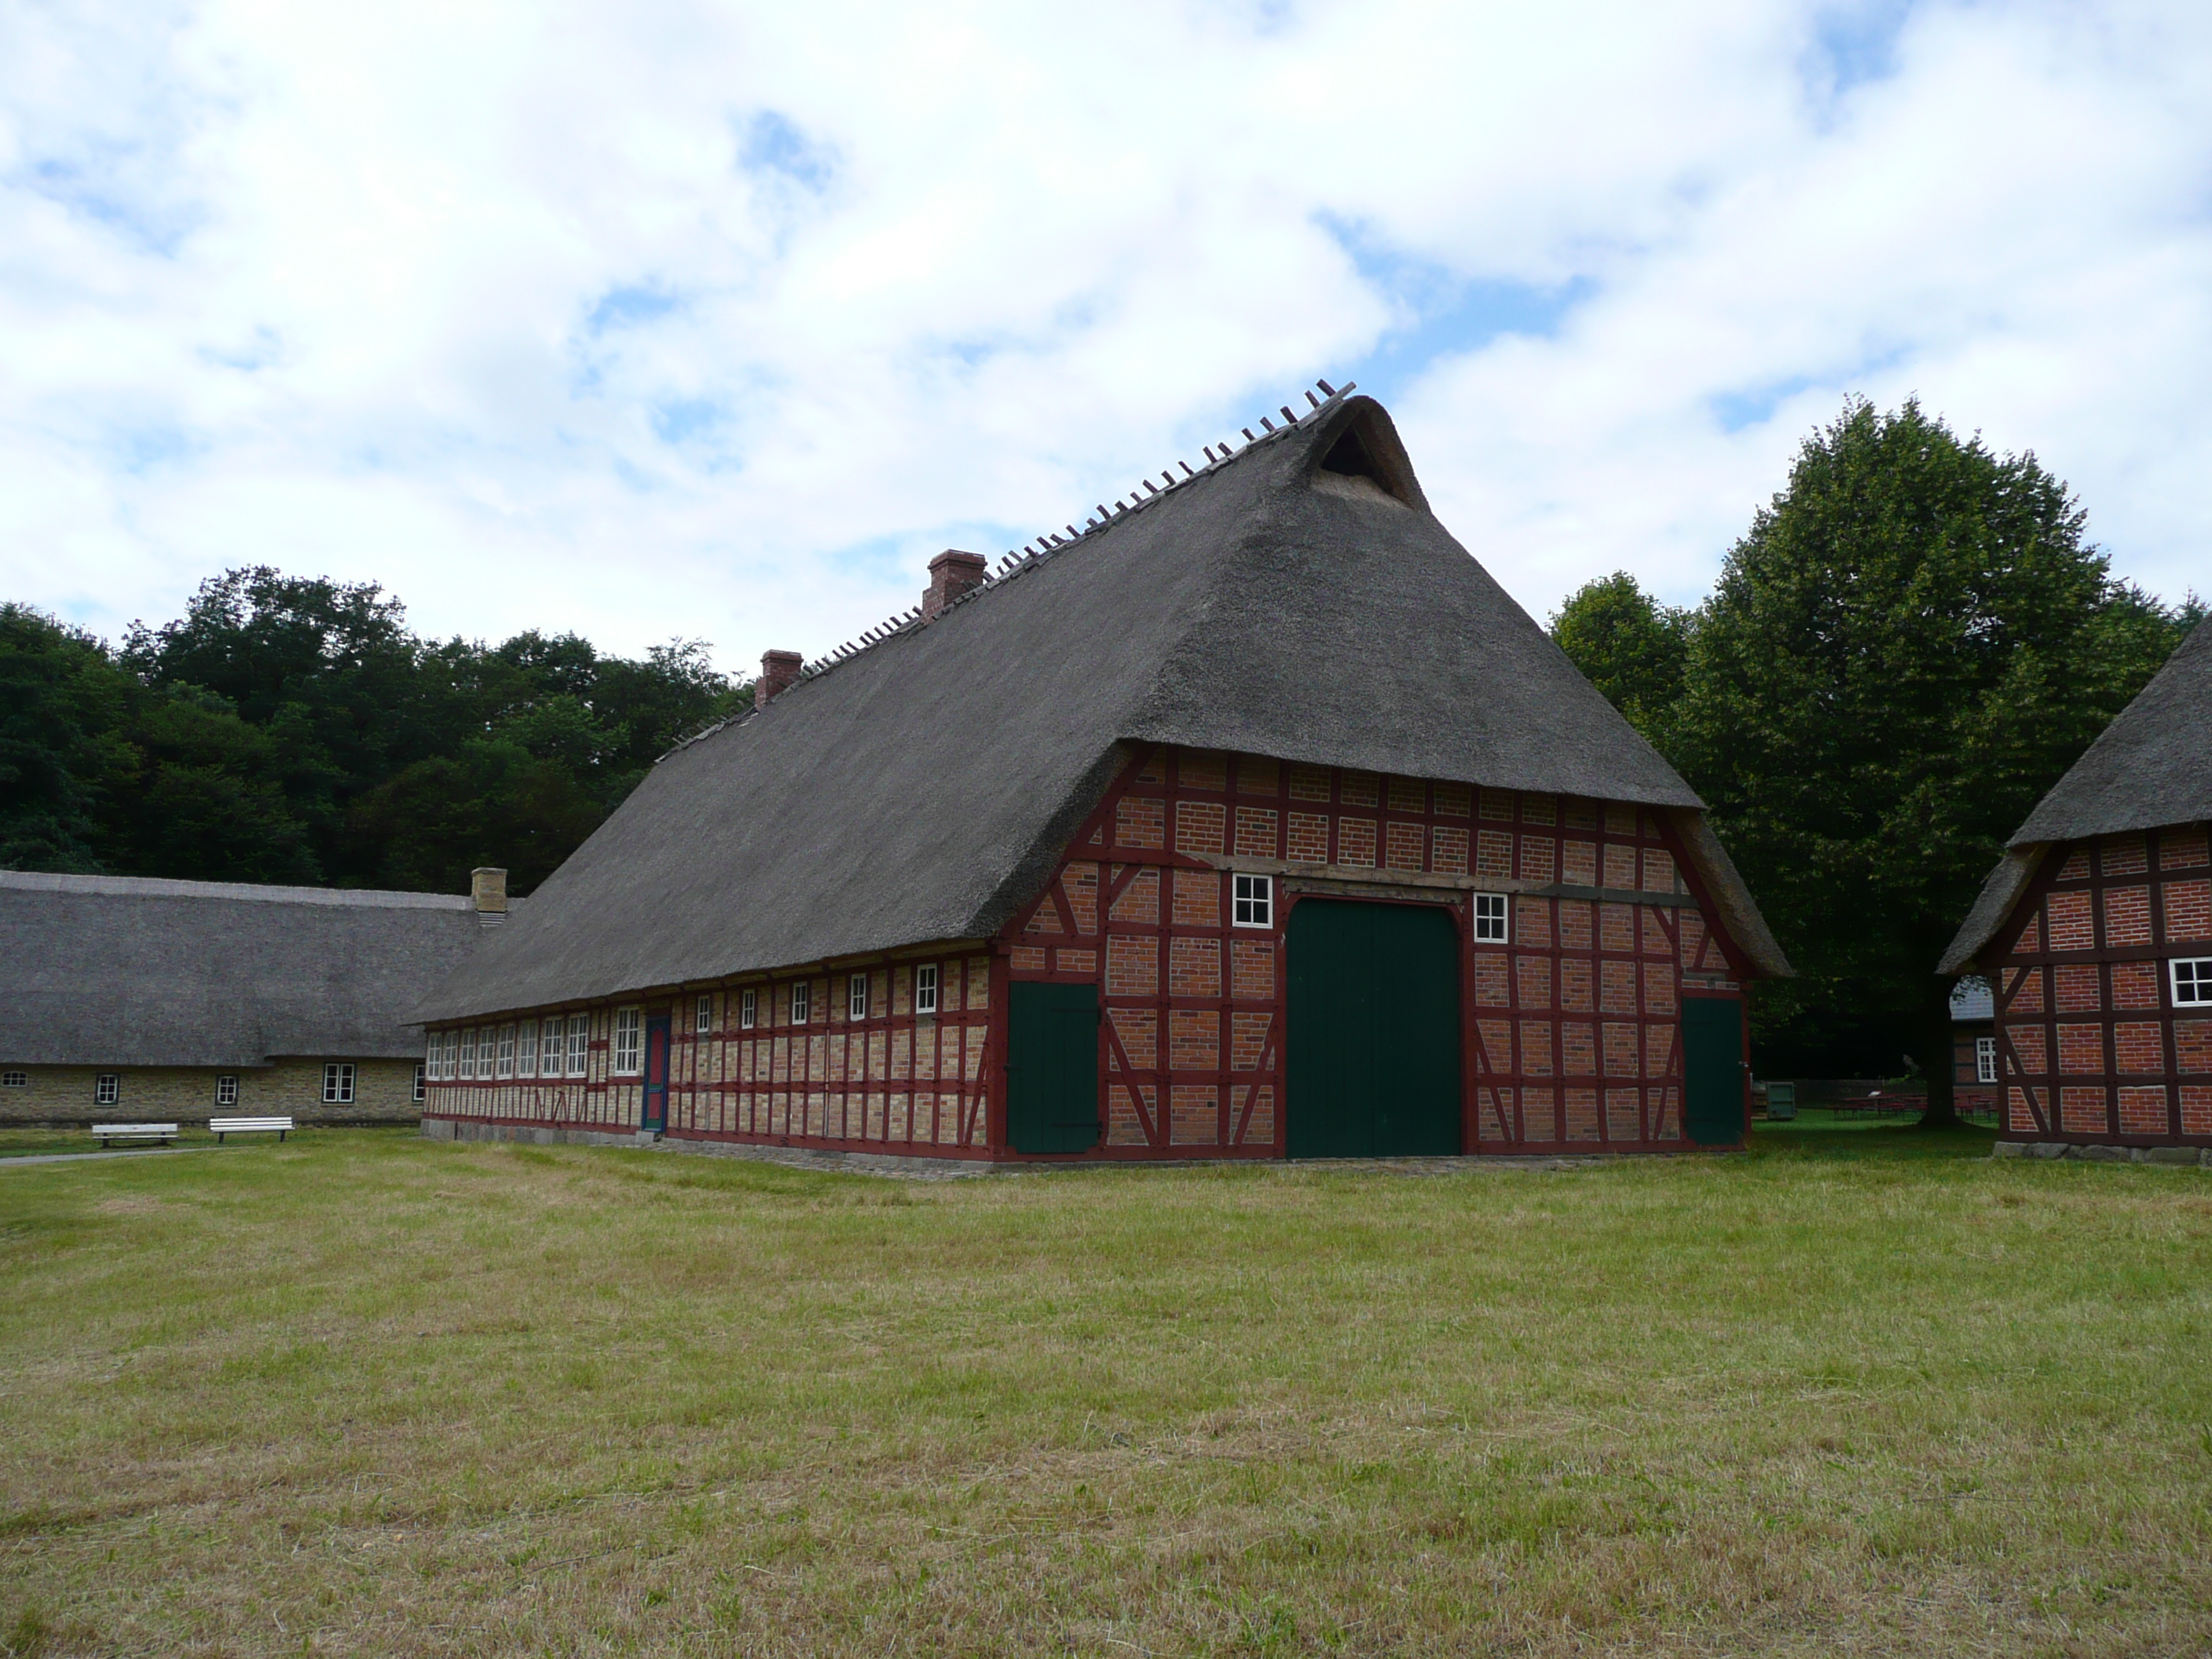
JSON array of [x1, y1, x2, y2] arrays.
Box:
[[1473, 892, 1510, 943], [495, 1024, 516, 1079], [1232, 873, 1273, 928], [791, 981, 811, 1025], [2173, 958, 2212, 1006], [95, 1073, 119, 1105], [849, 972, 869, 1020], [612, 1008, 643, 1074], [1, 1071, 25, 1088], [322, 1063, 355, 1104], [914, 963, 939, 1016], [442, 1029, 460, 1081], [458, 1027, 478, 1080], [412, 1064, 426, 1103], [1975, 1036, 1998, 1084], [566, 1014, 589, 1078], [517, 1020, 537, 1078], [696, 993, 713, 1033], [216, 1075, 239, 1106], [740, 988, 758, 1028]]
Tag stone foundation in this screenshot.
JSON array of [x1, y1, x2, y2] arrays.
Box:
[[421, 1118, 657, 1150], [1992, 1141, 2210, 1166]]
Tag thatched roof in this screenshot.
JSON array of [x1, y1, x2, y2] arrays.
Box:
[[1939, 620, 2208, 973], [0, 871, 494, 1068], [424, 391, 1785, 1022]]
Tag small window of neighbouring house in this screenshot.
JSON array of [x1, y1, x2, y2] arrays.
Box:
[[849, 972, 869, 1021], [740, 988, 757, 1029], [1474, 892, 1509, 943], [791, 982, 811, 1025], [216, 1075, 239, 1106], [612, 1008, 643, 1075], [2174, 958, 2212, 1006], [915, 963, 939, 1016], [459, 1028, 478, 1080], [566, 1014, 589, 1078], [1232, 873, 1273, 928], [696, 994, 713, 1033], [1975, 1036, 1998, 1084], [496, 1024, 516, 1079], [1, 1071, 25, 1088], [412, 1064, 426, 1103], [95, 1073, 119, 1106], [323, 1063, 355, 1104]]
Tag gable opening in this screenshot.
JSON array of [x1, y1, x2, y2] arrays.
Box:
[[1321, 427, 1387, 487], [1309, 405, 1423, 508]]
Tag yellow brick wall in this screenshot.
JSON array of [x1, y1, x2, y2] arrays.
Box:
[[0, 1058, 423, 1126]]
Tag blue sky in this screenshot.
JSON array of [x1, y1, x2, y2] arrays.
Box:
[[3, 0, 2207, 668]]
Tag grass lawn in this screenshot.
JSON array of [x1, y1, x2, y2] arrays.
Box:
[[4, 1126, 2210, 1657]]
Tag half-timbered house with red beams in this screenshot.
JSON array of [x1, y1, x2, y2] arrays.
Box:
[[1940, 619, 2212, 1160], [417, 386, 1791, 1160]]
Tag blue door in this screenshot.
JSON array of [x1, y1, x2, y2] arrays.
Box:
[[643, 1013, 671, 1133]]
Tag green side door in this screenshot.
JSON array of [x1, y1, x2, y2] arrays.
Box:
[[1287, 899, 1463, 1158], [1680, 996, 1746, 1146], [1006, 981, 1101, 1154]]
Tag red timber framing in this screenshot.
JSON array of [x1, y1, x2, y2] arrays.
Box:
[[1003, 743, 1756, 1157], [1983, 822, 2212, 1146], [419, 742, 1762, 1160], [419, 950, 998, 1157]]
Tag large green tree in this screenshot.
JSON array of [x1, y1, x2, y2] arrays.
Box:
[[1551, 572, 1691, 749], [1665, 398, 2193, 1122]]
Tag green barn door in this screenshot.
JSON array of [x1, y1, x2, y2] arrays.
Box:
[[1006, 982, 1101, 1154], [1680, 997, 1747, 1146], [1287, 900, 1463, 1158]]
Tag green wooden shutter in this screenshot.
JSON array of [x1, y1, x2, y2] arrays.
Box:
[[1680, 997, 1745, 1146], [1007, 982, 1101, 1153], [1287, 900, 1462, 1158]]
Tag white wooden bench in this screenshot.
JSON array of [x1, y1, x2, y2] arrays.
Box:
[[92, 1123, 178, 1148], [209, 1116, 294, 1143]]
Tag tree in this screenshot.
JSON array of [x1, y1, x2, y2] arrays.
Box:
[[1551, 573, 1691, 746], [0, 605, 141, 871], [1669, 398, 2192, 1125]]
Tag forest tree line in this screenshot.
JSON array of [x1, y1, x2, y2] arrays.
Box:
[[0, 567, 750, 896]]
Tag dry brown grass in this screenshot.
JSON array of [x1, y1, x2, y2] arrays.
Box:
[[3, 1126, 2210, 1656]]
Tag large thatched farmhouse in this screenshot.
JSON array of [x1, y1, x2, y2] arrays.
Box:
[[418, 390, 1789, 1160], [0, 869, 509, 1125], [1941, 619, 2211, 1156]]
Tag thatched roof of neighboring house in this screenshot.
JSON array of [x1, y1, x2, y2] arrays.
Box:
[[1939, 619, 2208, 974], [0, 871, 496, 1068], [423, 390, 1788, 1023]]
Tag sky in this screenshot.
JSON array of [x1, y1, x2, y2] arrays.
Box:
[[3, 0, 2208, 674]]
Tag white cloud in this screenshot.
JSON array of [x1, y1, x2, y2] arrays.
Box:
[[2, 0, 2206, 672]]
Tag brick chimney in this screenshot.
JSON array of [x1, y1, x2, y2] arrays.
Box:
[[923, 549, 989, 620], [471, 866, 508, 927], [758, 650, 803, 704]]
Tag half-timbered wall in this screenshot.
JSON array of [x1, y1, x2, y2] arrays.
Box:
[[664, 955, 993, 1152], [421, 1006, 635, 1130], [423, 745, 1760, 1159], [1005, 744, 1753, 1155], [1985, 822, 2212, 1144], [419, 951, 994, 1153]]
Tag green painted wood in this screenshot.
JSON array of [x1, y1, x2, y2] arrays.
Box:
[[1681, 996, 1745, 1145], [1286, 900, 1462, 1158], [1007, 982, 1101, 1154], [642, 1015, 669, 1133]]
